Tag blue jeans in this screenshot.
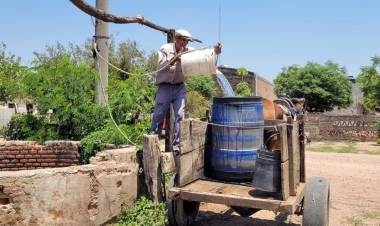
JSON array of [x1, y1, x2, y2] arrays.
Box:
[[150, 83, 186, 145]]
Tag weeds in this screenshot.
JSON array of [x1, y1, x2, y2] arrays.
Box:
[[116, 197, 168, 226], [342, 211, 380, 226]]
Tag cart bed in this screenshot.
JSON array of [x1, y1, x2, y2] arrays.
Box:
[[169, 179, 305, 214]]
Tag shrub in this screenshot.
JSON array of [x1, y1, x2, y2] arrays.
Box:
[[24, 54, 108, 140], [79, 120, 150, 163], [185, 75, 215, 99], [4, 114, 58, 143], [376, 119, 380, 131], [186, 90, 211, 118], [109, 73, 156, 125], [117, 196, 167, 226], [236, 81, 252, 97]]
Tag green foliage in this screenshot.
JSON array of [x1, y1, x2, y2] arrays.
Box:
[[274, 61, 352, 112], [237, 67, 248, 80], [376, 119, 380, 133], [236, 81, 252, 97], [186, 90, 211, 118], [24, 54, 108, 140], [185, 75, 216, 99], [109, 73, 156, 125], [357, 56, 380, 111], [4, 114, 58, 143], [80, 120, 150, 163], [0, 43, 28, 103], [117, 197, 168, 226]]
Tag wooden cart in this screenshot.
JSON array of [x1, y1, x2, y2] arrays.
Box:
[[165, 118, 330, 226]]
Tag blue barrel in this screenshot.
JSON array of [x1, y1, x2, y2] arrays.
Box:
[[209, 97, 264, 181]]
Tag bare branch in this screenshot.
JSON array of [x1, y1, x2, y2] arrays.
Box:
[[70, 0, 172, 34]]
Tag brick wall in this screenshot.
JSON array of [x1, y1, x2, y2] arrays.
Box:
[[0, 141, 80, 171], [216, 66, 256, 96], [304, 113, 380, 141]]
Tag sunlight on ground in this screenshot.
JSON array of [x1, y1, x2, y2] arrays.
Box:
[[342, 211, 380, 226], [306, 141, 380, 155]]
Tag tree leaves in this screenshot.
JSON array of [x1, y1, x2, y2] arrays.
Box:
[[357, 56, 380, 111], [274, 61, 352, 112]]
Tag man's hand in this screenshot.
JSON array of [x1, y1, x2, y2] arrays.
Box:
[[214, 42, 222, 55], [169, 53, 182, 65]]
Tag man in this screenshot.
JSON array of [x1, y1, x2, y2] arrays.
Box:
[[149, 29, 222, 149]]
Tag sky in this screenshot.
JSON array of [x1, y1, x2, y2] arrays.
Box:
[[1, 1, 380, 82]]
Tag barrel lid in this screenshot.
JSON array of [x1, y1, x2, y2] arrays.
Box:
[[213, 96, 263, 104]]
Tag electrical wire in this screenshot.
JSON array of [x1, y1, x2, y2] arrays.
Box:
[[94, 52, 137, 146], [93, 42, 213, 77]]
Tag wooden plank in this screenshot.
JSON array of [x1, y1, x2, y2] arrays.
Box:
[[278, 182, 305, 214], [179, 119, 208, 155], [177, 146, 205, 187], [160, 152, 176, 173], [287, 121, 300, 196], [192, 146, 204, 179], [168, 179, 305, 214], [281, 161, 290, 200], [179, 119, 191, 153], [168, 180, 282, 211], [277, 123, 288, 162], [143, 135, 163, 202], [292, 121, 301, 186], [299, 117, 306, 182], [189, 119, 208, 150], [178, 151, 193, 187], [177, 119, 208, 186]]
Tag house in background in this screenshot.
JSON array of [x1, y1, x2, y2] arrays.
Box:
[[0, 101, 34, 128], [216, 65, 277, 101], [325, 76, 364, 116]]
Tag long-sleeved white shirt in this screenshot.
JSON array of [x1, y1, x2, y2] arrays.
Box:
[[155, 43, 194, 85]]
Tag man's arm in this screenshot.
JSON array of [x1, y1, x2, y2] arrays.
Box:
[[157, 46, 180, 72]]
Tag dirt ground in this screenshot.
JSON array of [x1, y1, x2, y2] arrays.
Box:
[[194, 142, 380, 226]]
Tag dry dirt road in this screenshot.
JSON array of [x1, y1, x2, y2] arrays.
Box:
[[194, 151, 380, 226]]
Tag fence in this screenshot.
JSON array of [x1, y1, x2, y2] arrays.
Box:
[[304, 113, 380, 141]]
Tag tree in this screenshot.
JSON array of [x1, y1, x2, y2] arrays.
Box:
[[236, 67, 252, 97], [357, 56, 380, 111], [0, 43, 28, 103], [70, 0, 172, 33], [274, 61, 352, 112], [24, 53, 107, 140]]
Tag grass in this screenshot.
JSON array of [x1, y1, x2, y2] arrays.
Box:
[[362, 211, 380, 220], [306, 141, 380, 155], [307, 142, 358, 154], [342, 211, 380, 226]]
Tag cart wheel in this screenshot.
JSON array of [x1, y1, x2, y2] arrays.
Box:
[[166, 174, 200, 226], [303, 177, 330, 226], [231, 206, 259, 217]]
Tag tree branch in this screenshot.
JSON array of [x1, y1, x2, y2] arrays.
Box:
[[69, 0, 172, 34]]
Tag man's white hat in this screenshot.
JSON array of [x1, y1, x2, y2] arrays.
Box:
[[175, 29, 202, 43]]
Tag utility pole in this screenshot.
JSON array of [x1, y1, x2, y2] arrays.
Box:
[[95, 0, 109, 105]]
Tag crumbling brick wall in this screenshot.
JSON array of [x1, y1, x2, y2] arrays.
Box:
[[0, 147, 138, 226], [0, 141, 80, 171]]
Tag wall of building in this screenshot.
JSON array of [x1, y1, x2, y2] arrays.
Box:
[[216, 66, 256, 96], [0, 141, 80, 171], [0, 106, 15, 128], [255, 75, 277, 101], [0, 147, 139, 226], [326, 80, 364, 116]]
